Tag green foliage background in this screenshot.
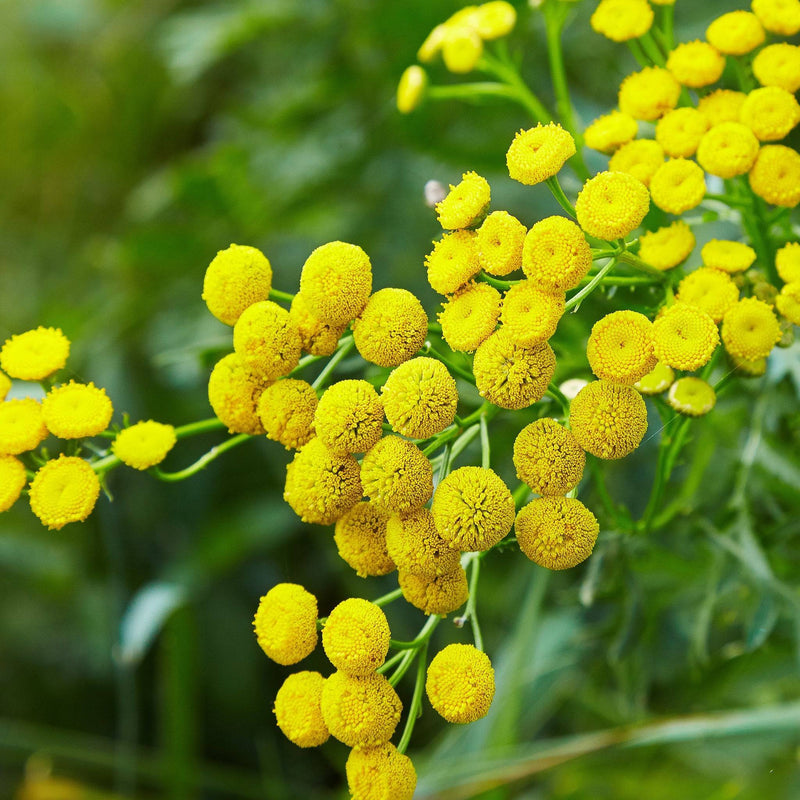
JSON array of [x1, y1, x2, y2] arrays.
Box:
[[1, 1, 799, 798]]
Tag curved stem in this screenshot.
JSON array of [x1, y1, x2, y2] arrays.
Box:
[[150, 434, 251, 482], [397, 639, 428, 754], [616, 251, 668, 280], [546, 383, 570, 419], [661, 4, 674, 51], [545, 176, 577, 219], [565, 258, 617, 312], [373, 587, 403, 608], [478, 272, 519, 291], [424, 342, 476, 384], [638, 31, 666, 66], [478, 52, 553, 124], [455, 554, 484, 651], [311, 337, 355, 391], [268, 288, 295, 304], [480, 414, 490, 470], [174, 418, 226, 439]]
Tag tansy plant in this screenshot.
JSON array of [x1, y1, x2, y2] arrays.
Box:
[[2, 0, 800, 797]]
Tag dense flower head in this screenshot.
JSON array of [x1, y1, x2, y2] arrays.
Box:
[[638, 221, 695, 270], [442, 25, 483, 73], [314, 380, 384, 455], [618, 67, 681, 121], [436, 172, 491, 230], [667, 377, 717, 417], [652, 302, 720, 370], [583, 111, 638, 154], [322, 598, 390, 677], [353, 288, 428, 368], [360, 436, 433, 514], [201, 244, 272, 326], [232, 300, 302, 380], [476, 211, 526, 276], [748, 145, 800, 207], [385, 507, 460, 578], [473, 330, 556, 410], [515, 497, 599, 569], [776, 281, 800, 324], [634, 361, 675, 395], [753, 43, 800, 93], [500, 281, 565, 347], [439, 282, 501, 352], [320, 671, 402, 748], [0, 371, 10, 401], [649, 158, 706, 215], [397, 65, 428, 114], [253, 583, 319, 665], [701, 240, 756, 273], [575, 171, 650, 241], [706, 10, 765, 55], [587, 310, 657, 384], [751, 0, 800, 36], [590, 0, 653, 42], [426, 230, 481, 295], [0, 455, 27, 513], [777, 242, 800, 283], [346, 743, 417, 800], [666, 40, 726, 88], [608, 139, 665, 186], [696, 122, 760, 179], [257, 379, 317, 450], [721, 297, 782, 360], [42, 381, 113, 439], [513, 418, 585, 496], [696, 89, 747, 126], [506, 124, 576, 185], [1, 327, 70, 382], [29, 455, 101, 530], [740, 87, 800, 142], [398, 565, 469, 615], [569, 380, 648, 459], [290, 293, 347, 357], [274, 672, 329, 748], [208, 353, 270, 435], [522, 216, 592, 292], [0, 398, 49, 455], [677, 267, 740, 323], [426, 644, 495, 724], [112, 421, 177, 470], [334, 502, 395, 578], [656, 108, 709, 158]]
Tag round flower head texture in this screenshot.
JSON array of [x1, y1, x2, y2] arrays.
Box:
[[618, 67, 681, 121], [753, 44, 800, 93], [473, 330, 556, 410], [320, 671, 402, 748], [751, 0, 800, 36], [677, 267, 740, 323], [431, 466, 515, 552], [666, 40, 726, 88], [649, 158, 706, 215], [697, 89, 747, 126], [522, 216, 592, 292], [42, 382, 113, 439], [0, 455, 26, 512], [426, 230, 481, 295], [257, 379, 317, 450], [638, 221, 695, 270], [634, 360, 675, 394], [439, 282, 501, 353], [360, 436, 433, 514], [696, 122, 760, 179], [667, 377, 717, 417], [322, 598, 390, 677], [232, 300, 302, 380], [655, 108, 709, 158], [426, 644, 495, 724], [776, 281, 800, 325], [0, 327, 70, 381], [314, 380, 384, 455], [500, 281, 565, 347], [208, 353, 270, 435], [29, 455, 101, 530], [506, 123, 576, 185], [586, 310, 657, 384], [353, 288, 428, 368], [112, 421, 177, 470], [513, 418, 586, 496], [398, 565, 469, 615], [385, 507, 460, 578], [442, 25, 483, 74], [0, 398, 48, 455], [334, 502, 395, 578], [721, 297, 782, 360], [290, 292, 347, 357], [583, 111, 638, 154], [609, 139, 665, 186], [254, 583, 318, 665], [652, 302, 720, 370], [740, 87, 800, 142], [397, 65, 428, 114], [777, 242, 800, 283], [701, 240, 756, 273], [284, 438, 362, 525], [201, 244, 272, 326], [590, 0, 653, 42], [706, 11, 765, 55], [569, 381, 648, 460], [274, 671, 329, 748], [515, 497, 599, 570], [0, 371, 10, 401], [575, 171, 650, 241], [436, 171, 491, 230], [748, 145, 800, 207], [476, 211, 526, 276], [346, 743, 417, 800]]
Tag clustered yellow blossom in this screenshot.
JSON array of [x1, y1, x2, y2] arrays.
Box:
[[334, 502, 395, 578], [42, 381, 113, 440], [667, 377, 717, 417], [254, 583, 319, 665], [426, 230, 481, 295], [776, 282, 800, 324], [426, 644, 495, 723], [702, 240, 756, 273], [656, 108, 709, 159], [274, 671, 329, 748], [649, 158, 707, 214], [677, 268, 740, 323], [652, 303, 720, 371], [513, 418, 585, 497], [706, 11, 765, 56], [522, 216, 592, 292], [208, 353, 270, 435], [590, 0, 653, 42], [666, 41, 726, 88], [202, 244, 272, 326], [635, 361, 675, 395], [290, 292, 347, 357], [258, 379, 317, 450], [749, 145, 800, 207], [322, 598, 391, 677], [618, 67, 681, 121], [0, 398, 49, 455], [584, 111, 638, 154], [436, 171, 491, 230], [476, 211, 526, 276], [721, 297, 782, 360], [609, 139, 665, 186], [360, 436, 433, 514], [386, 508, 460, 578], [29, 455, 101, 531], [314, 380, 384, 455], [586, 310, 657, 385], [346, 743, 417, 800], [500, 282, 565, 347], [439, 282, 501, 352], [638, 221, 695, 271], [0, 326, 70, 381], [575, 171, 650, 241], [112, 421, 177, 470], [696, 122, 760, 179], [0, 455, 27, 513], [398, 566, 469, 615], [777, 242, 800, 283], [753, 43, 800, 93], [233, 300, 302, 380], [506, 124, 576, 186]]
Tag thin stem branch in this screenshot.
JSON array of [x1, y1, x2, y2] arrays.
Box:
[[565, 258, 617, 312], [268, 288, 295, 303], [397, 639, 428, 754], [480, 414, 490, 470], [545, 176, 577, 219], [150, 434, 251, 482], [424, 342, 476, 384], [311, 338, 355, 390], [174, 418, 226, 439], [373, 587, 403, 608]]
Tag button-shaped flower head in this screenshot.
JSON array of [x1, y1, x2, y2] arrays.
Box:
[[513, 418, 586, 496], [112, 421, 177, 470], [0, 326, 70, 381], [322, 598, 391, 677], [273, 671, 329, 748], [253, 583, 318, 666], [334, 502, 395, 578], [202, 244, 272, 326], [426, 644, 495, 723], [29, 455, 101, 530]]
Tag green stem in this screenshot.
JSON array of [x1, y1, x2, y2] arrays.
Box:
[[661, 4, 674, 51], [546, 383, 570, 419], [704, 193, 752, 210], [455, 554, 484, 651], [397, 639, 428, 755], [626, 39, 649, 68], [311, 337, 355, 390], [732, 57, 755, 93], [428, 82, 521, 104], [592, 248, 617, 261], [565, 258, 617, 312], [388, 616, 440, 688], [150, 434, 251, 482], [639, 31, 666, 66], [478, 52, 553, 124], [289, 352, 326, 377], [616, 251, 668, 280], [589, 456, 621, 527], [373, 587, 403, 608], [174, 418, 226, 439], [581, 275, 662, 287], [545, 175, 577, 219], [427, 321, 442, 334], [480, 414, 490, 470], [478, 272, 519, 291], [377, 650, 407, 674], [424, 342, 476, 384], [268, 288, 294, 303], [513, 482, 530, 509]]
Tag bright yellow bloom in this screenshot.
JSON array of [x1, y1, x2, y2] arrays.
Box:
[[634, 361, 675, 394], [569, 381, 648, 460], [360, 436, 433, 514], [516, 497, 599, 570], [426, 644, 495, 724], [753, 44, 800, 94], [418, 24, 449, 63], [201, 244, 272, 326], [776, 281, 800, 324], [649, 0, 675, 4], [0, 455, 26, 512], [751, 0, 800, 35], [748, 145, 800, 207], [776, 242, 800, 283], [740, 87, 800, 142], [513, 418, 585, 496], [476, 210, 526, 276], [649, 158, 706, 215], [506, 124, 576, 185], [666, 40, 726, 88], [29, 455, 101, 530], [706, 11, 765, 55], [575, 171, 650, 241], [398, 565, 469, 615], [254, 583, 318, 665], [0, 371, 10, 401], [609, 139, 665, 186], [587, 310, 657, 384], [208, 353, 270, 435], [436, 171, 491, 230], [314, 380, 384, 456], [696, 89, 747, 127], [696, 122, 760, 179], [652, 302, 720, 370], [0, 398, 48, 455], [677, 267, 740, 323], [656, 108, 709, 158], [618, 67, 681, 121], [500, 281, 565, 347], [638, 221, 695, 270], [722, 297, 781, 359], [232, 300, 302, 380], [346, 743, 417, 800], [334, 502, 395, 578], [701, 240, 756, 273], [473, 1, 517, 39], [257, 379, 317, 450], [584, 111, 639, 154], [353, 288, 428, 368], [442, 25, 484, 73], [590, 0, 653, 42], [322, 598, 390, 677], [274, 671, 329, 748], [112, 421, 177, 470], [667, 377, 717, 416], [290, 292, 347, 357], [396, 65, 428, 114], [438, 282, 501, 353], [522, 216, 592, 292], [426, 230, 481, 295], [42, 381, 113, 439], [385, 507, 460, 578], [0, 326, 69, 381]]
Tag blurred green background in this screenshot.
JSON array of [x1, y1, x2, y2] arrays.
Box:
[[1, 0, 799, 798]]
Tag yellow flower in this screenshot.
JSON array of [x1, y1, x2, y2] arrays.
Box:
[[522, 216, 592, 292], [751, 0, 800, 35], [608, 139, 665, 186], [748, 145, 800, 207], [476, 210, 526, 276], [740, 87, 800, 142], [638, 221, 695, 270], [290, 293, 347, 357], [649, 158, 706, 215], [201, 244, 272, 326], [233, 300, 302, 380], [473, 1, 517, 39], [0, 398, 48, 455], [722, 297, 782, 359], [314, 380, 384, 456], [569, 380, 648, 459], [515, 497, 599, 569], [42, 381, 113, 439], [299, 241, 373, 326], [618, 67, 681, 121], [352, 288, 428, 368], [677, 267, 740, 323], [0, 371, 10, 401], [776, 281, 800, 324], [587, 310, 657, 384], [438, 282, 501, 353], [655, 108, 709, 158], [425, 230, 481, 295], [575, 171, 650, 241], [28, 455, 101, 530], [667, 377, 717, 417], [732, 353, 767, 377], [426, 644, 495, 724], [112, 421, 177, 470], [436, 171, 491, 230], [442, 25, 484, 73], [398, 565, 469, 615], [634, 361, 675, 394], [360, 436, 433, 514], [386, 507, 460, 578], [320, 671, 402, 747], [777, 242, 800, 283], [706, 11, 765, 55], [701, 240, 756, 273], [652, 302, 720, 370], [753, 44, 800, 94], [696, 122, 760, 179], [666, 40, 726, 88], [346, 743, 417, 800], [473, 329, 556, 410], [334, 502, 395, 578], [0, 326, 70, 381], [506, 124, 576, 185], [396, 65, 428, 114], [590, 0, 653, 42], [584, 111, 639, 154], [274, 671, 329, 748], [208, 353, 270, 435], [513, 418, 585, 496], [696, 89, 747, 127], [500, 281, 565, 347], [418, 24, 449, 63], [0, 455, 26, 512], [257, 379, 317, 450], [253, 583, 319, 665], [322, 598, 390, 677]]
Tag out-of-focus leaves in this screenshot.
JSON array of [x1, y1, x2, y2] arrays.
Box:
[[118, 581, 186, 666]]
